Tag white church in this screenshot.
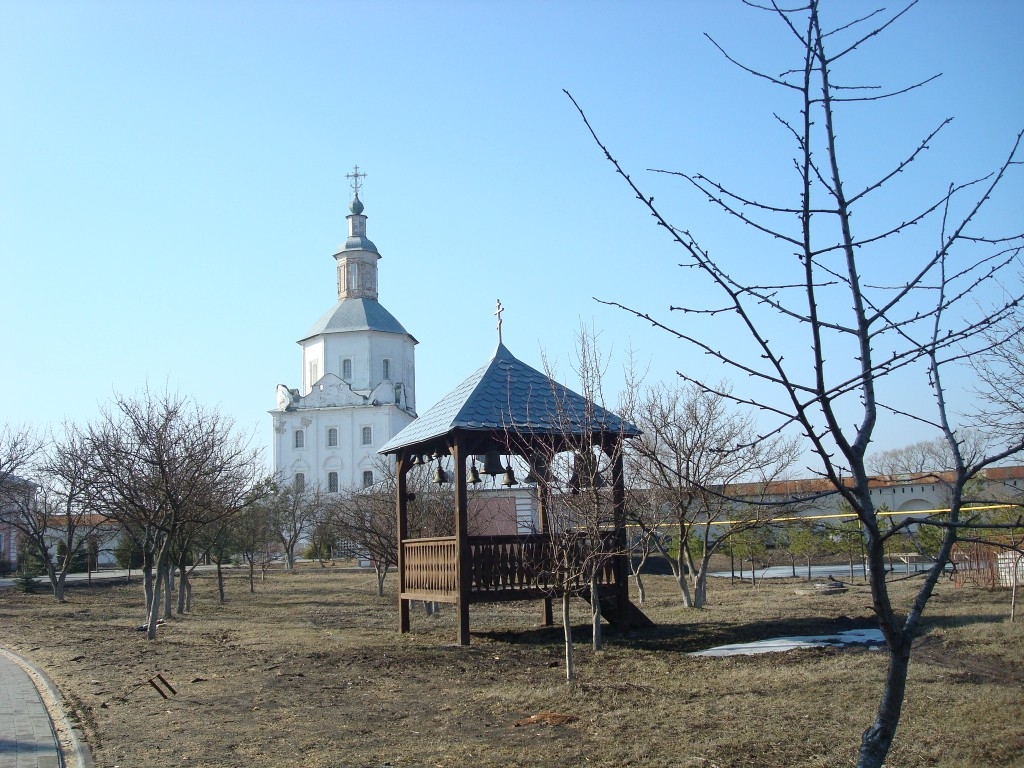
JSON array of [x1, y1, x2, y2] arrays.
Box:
[[270, 169, 417, 493]]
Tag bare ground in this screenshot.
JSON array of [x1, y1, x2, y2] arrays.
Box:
[[2, 565, 1022, 768]]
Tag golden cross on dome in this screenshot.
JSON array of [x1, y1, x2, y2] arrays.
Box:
[[346, 165, 367, 197]]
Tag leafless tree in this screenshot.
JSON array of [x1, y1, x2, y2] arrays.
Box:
[[264, 479, 324, 571], [625, 380, 799, 607], [534, 326, 635, 679], [0, 424, 115, 601], [972, 299, 1024, 436], [84, 389, 264, 639], [569, 2, 1023, 764], [229, 500, 278, 593], [328, 456, 455, 597]]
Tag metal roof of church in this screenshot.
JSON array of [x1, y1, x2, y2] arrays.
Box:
[[379, 343, 638, 454], [300, 297, 415, 342]]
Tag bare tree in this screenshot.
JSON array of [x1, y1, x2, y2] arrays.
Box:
[[0, 424, 115, 601], [569, 2, 1023, 764], [328, 468, 400, 596], [265, 480, 324, 571], [535, 326, 636, 676], [329, 457, 456, 597], [84, 390, 264, 639], [229, 500, 278, 593], [625, 381, 799, 607], [972, 300, 1024, 435]]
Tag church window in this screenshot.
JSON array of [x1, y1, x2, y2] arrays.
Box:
[[348, 263, 359, 291], [294, 429, 305, 449], [382, 358, 391, 380], [309, 361, 318, 386], [328, 472, 339, 493], [362, 470, 374, 488], [327, 427, 338, 447], [294, 472, 306, 491], [361, 426, 372, 446], [342, 358, 353, 381]]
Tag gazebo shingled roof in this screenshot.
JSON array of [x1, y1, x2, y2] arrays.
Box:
[[379, 342, 638, 457]]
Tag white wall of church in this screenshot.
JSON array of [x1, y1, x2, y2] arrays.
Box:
[[272, 402, 414, 492], [301, 332, 415, 411]]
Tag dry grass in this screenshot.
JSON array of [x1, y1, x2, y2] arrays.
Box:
[[2, 565, 1022, 768]]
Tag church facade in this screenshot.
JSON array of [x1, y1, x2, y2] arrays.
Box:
[[270, 176, 417, 493]]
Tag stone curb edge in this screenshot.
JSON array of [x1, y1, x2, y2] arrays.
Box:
[[0, 647, 94, 768]]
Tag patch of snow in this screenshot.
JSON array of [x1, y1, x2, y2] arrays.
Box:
[[690, 628, 885, 657]]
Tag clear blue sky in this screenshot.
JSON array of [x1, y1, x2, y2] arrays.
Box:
[[3, 1, 1022, 471]]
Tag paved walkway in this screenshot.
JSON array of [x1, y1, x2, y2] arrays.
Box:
[[0, 651, 66, 768]]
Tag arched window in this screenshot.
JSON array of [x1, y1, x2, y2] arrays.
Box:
[[328, 472, 339, 493], [294, 472, 305, 491], [361, 426, 372, 446], [382, 358, 391, 381], [327, 428, 338, 447], [362, 470, 374, 488], [348, 262, 359, 291], [294, 429, 305, 449], [342, 359, 353, 381]]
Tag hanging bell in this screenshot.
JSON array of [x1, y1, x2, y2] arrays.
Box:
[[432, 465, 449, 485], [467, 460, 482, 485], [501, 464, 517, 487], [481, 448, 504, 476], [411, 454, 423, 466], [591, 471, 607, 489], [523, 454, 546, 484]]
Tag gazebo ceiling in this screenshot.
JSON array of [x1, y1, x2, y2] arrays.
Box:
[[378, 343, 639, 458]]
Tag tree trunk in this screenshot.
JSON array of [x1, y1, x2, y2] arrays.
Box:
[[590, 572, 602, 651], [857, 635, 911, 768], [216, 557, 225, 604], [176, 564, 188, 614], [806, 557, 812, 581], [692, 563, 709, 608], [146, 551, 169, 640], [1011, 552, 1021, 623], [562, 592, 575, 684], [247, 558, 256, 593], [162, 565, 173, 620], [375, 563, 387, 596], [633, 572, 646, 604]]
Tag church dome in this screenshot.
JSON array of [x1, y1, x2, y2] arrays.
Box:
[[350, 195, 364, 215]]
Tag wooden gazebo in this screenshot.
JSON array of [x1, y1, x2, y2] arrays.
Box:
[[378, 342, 649, 645]]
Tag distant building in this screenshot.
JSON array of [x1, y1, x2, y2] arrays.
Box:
[[270, 173, 417, 493], [733, 465, 1024, 521], [0, 475, 35, 570]]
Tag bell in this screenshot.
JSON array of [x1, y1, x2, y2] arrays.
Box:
[[411, 454, 424, 466], [501, 464, 517, 487], [481, 448, 504, 477], [467, 460, 482, 485], [432, 465, 449, 485], [591, 471, 607, 489], [523, 454, 547, 484]]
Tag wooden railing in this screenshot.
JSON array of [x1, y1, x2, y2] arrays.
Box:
[[401, 537, 458, 601], [401, 532, 623, 603]]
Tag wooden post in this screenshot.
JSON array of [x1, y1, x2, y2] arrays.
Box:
[[453, 440, 471, 645], [397, 453, 410, 634], [611, 443, 629, 629], [536, 464, 553, 627]]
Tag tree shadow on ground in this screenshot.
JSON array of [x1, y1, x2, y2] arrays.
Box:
[[475, 613, 881, 655]]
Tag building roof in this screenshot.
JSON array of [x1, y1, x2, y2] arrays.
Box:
[[300, 297, 416, 343], [379, 343, 638, 454], [337, 235, 378, 253]]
